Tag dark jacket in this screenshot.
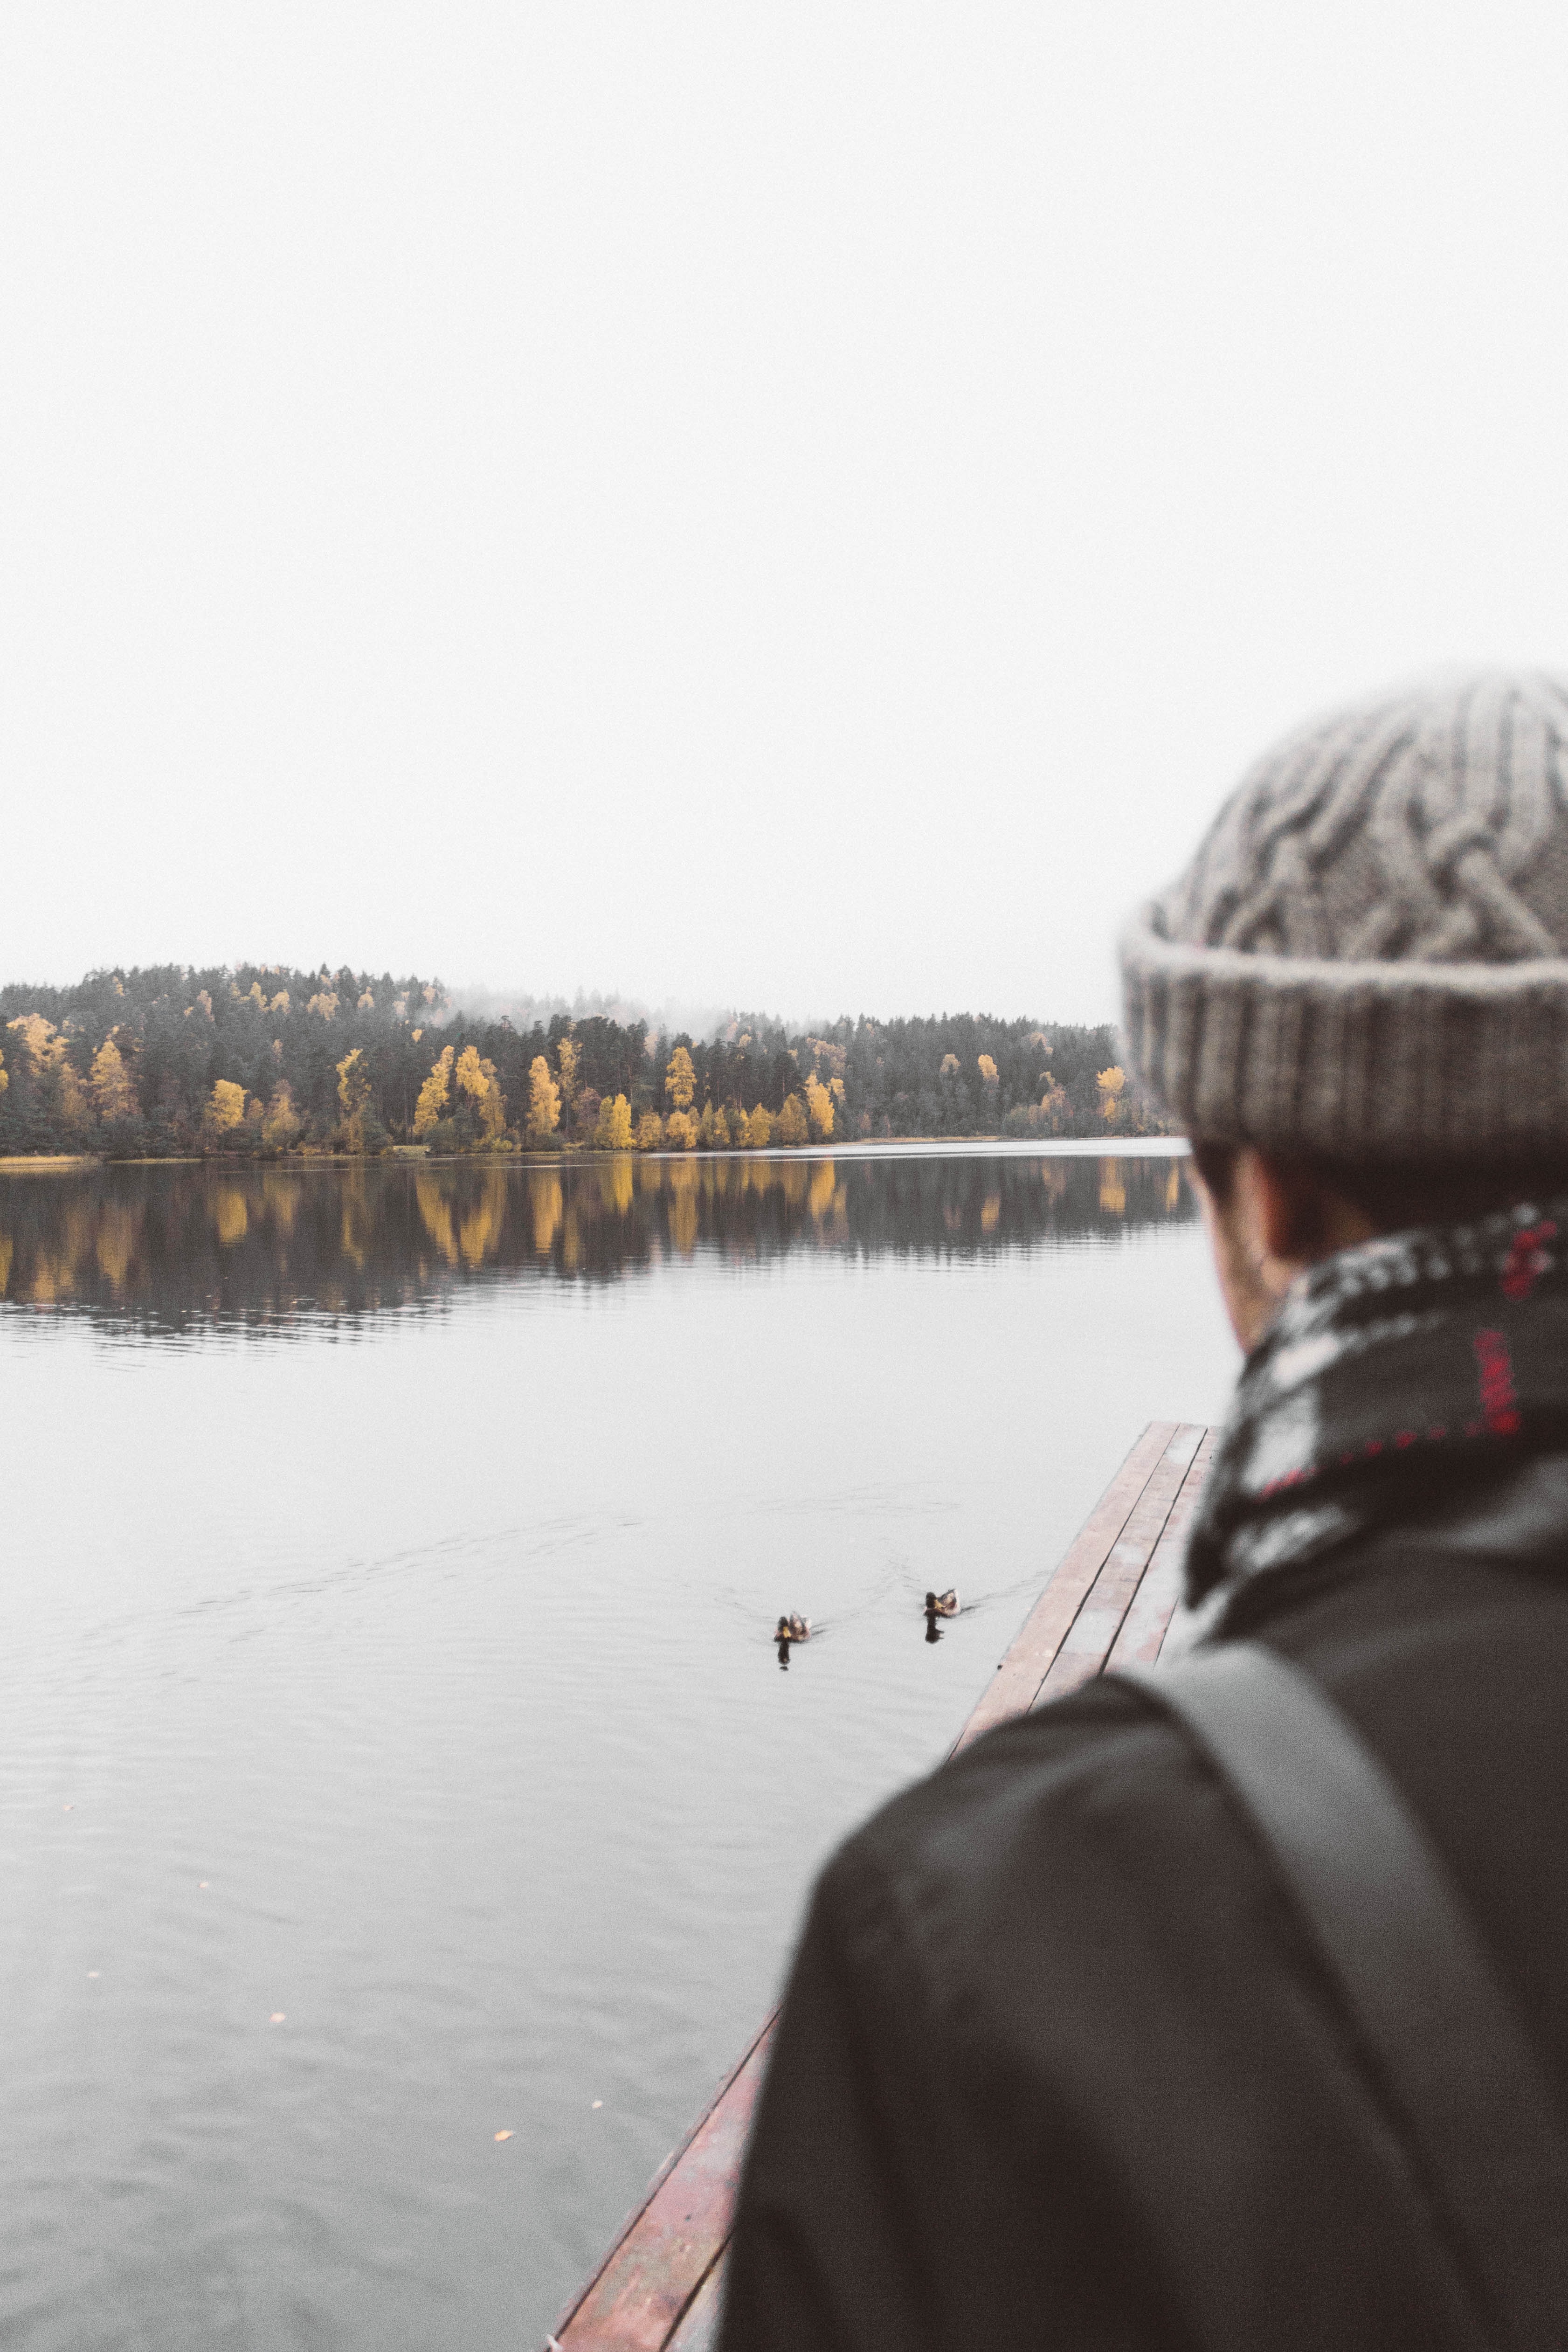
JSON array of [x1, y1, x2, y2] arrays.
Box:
[[720, 1209, 1568, 2350]]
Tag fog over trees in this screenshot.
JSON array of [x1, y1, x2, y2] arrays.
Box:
[[0, 965, 1165, 1157]]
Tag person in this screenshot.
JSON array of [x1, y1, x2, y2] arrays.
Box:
[[719, 669, 1568, 2350]]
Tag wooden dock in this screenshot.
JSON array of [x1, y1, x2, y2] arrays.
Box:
[[546, 1419, 1217, 2352]]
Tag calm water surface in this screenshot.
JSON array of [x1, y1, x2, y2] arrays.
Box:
[[1, 1145, 1238, 2349]]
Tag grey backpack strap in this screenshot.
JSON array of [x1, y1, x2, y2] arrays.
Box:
[[1119, 1641, 1568, 2352]]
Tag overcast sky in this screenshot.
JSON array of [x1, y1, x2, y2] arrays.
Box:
[[6, 4, 1568, 1024]]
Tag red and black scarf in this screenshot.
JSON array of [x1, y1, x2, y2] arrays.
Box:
[[1185, 1200, 1568, 1607]]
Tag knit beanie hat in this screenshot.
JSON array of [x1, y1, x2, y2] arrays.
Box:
[[1119, 670, 1568, 1162]]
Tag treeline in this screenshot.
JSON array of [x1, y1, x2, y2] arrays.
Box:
[[0, 964, 1168, 1158]]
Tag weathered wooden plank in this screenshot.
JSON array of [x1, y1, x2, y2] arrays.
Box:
[[1105, 1425, 1217, 1672], [1033, 1423, 1204, 1704], [952, 1419, 1178, 1754], [663, 2257, 725, 2352], [551, 2022, 774, 2349]]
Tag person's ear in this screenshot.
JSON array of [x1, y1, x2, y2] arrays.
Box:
[[1192, 1146, 1376, 1354], [1222, 1149, 1299, 1300], [1248, 1150, 1375, 1269], [1189, 1147, 1290, 1352]]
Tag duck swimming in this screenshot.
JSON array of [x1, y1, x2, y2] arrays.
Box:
[[775, 1614, 811, 1643], [925, 1590, 959, 1618]]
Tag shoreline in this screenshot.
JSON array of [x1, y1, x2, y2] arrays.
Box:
[[0, 1135, 1188, 1174], [0, 1154, 105, 1172]]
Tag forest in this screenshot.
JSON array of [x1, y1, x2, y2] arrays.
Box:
[[0, 965, 1169, 1157]]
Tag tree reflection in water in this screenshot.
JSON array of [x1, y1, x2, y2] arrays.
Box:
[[0, 1150, 1194, 1337]]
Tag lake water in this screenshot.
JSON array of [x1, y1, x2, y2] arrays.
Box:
[[0, 1144, 1238, 2350]]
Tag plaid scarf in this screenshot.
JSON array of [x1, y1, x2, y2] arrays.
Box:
[[1185, 1198, 1568, 1612]]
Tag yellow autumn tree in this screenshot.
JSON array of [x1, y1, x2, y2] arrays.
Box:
[[635, 1110, 665, 1150], [594, 1093, 634, 1149], [7, 1015, 82, 1125], [556, 1033, 580, 1114], [747, 1103, 772, 1147], [456, 1044, 506, 1141], [208, 1079, 246, 1133], [7, 1013, 60, 1071], [777, 1093, 808, 1146], [337, 1048, 370, 1113], [527, 1055, 562, 1143], [665, 1044, 696, 1111], [90, 1038, 138, 1123], [0, 1043, 7, 1099], [57, 1061, 90, 1132], [337, 1048, 372, 1152], [730, 1106, 752, 1147], [414, 1046, 454, 1136], [803, 1076, 834, 1140], [1096, 1066, 1127, 1125], [665, 1108, 698, 1149], [261, 1080, 302, 1152]]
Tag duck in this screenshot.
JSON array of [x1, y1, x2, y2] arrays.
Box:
[[925, 1589, 959, 1617], [776, 1613, 812, 1643]]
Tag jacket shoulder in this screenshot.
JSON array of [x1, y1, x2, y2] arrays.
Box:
[[816, 1674, 1227, 1985]]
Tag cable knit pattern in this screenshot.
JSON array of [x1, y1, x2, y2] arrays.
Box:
[[1120, 671, 1568, 1158]]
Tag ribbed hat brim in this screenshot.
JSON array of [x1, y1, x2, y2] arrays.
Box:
[[1121, 906, 1568, 1162]]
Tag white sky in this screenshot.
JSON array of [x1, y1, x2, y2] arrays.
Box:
[[6, 4, 1568, 1023]]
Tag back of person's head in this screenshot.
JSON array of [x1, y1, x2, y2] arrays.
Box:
[[1120, 669, 1568, 1236]]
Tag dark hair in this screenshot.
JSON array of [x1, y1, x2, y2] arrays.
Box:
[[1189, 1141, 1568, 1236]]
